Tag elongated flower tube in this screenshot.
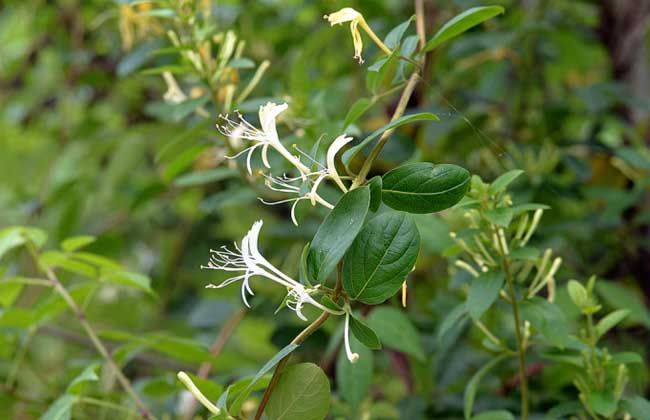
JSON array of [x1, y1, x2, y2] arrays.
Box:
[[202, 220, 344, 320], [324, 7, 392, 64], [177, 372, 220, 415], [343, 311, 359, 363]]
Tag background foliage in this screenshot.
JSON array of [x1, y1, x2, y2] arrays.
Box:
[[1, 0, 649, 419]]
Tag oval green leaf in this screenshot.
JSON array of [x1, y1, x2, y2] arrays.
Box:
[[367, 306, 424, 360], [349, 314, 381, 350], [266, 363, 331, 420], [382, 163, 470, 213], [467, 271, 504, 321], [424, 6, 505, 52], [307, 187, 370, 283], [343, 212, 420, 304]]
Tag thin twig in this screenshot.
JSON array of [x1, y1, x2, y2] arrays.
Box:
[[27, 245, 158, 420]]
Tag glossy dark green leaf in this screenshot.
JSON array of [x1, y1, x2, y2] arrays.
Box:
[[307, 187, 370, 283], [343, 212, 420, 304], [266, 363, 330, 420], [368, 176, 382, 212], [342, 113, 439, 167], [424, 6, 505, 52], [349, 315, 381, 350], [467, 271, 504, 320], [382, 163, 470, 213], [367, 306, 424, 360]]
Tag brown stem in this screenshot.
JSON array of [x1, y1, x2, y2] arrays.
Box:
[[28, 246, 157, 420], [181, 308, 246, 420], [254, 263, 344, 420]]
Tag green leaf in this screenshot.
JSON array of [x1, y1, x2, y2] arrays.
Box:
[[464, 355, 507, 420], [484, 208, 513, 227], [520, 297, 569, 348], [0, 227, 27, 260], [0, 278, 24, 307], [381, 163, 470, 213], [67, 363, 99, 394], [307, 187, 370, 283], [567, 280, 589, 309], [471, 410, 515, 420], [342, 98, 373, 131], [342, 113, 439, 167], [266, 363, 330, 420], [596, 282, 650, 328], [349, 315, 381, 350], [384, 16, 415, 50], [543, 401, 581, 420], [488, 169, 524, 195], [610, 351, 643, 365], [40, 395, 77, 420], [61, 235, 96, 252], [437, 302, 468, 341], [621, 396, 650, 420], [595, 309, 630, 338], [336, 335, 373, 410], [368, 176, 383, 212], [424, 6, 505, 52], [508, 247, 539, 261], [343, 212, 420, 304], [467, 271, 504, 320], [587, 390, 617, 417], [230, 343, 299, 415], [320, 296, 342, 312], [367, 306, 424, 360], [102, 270, 153, 294]]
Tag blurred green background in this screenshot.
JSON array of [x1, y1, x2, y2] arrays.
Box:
[[1, 0, 649, 418]]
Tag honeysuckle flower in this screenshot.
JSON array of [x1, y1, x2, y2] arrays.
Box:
[[326, 135, 353, 192], [343, 311, 359, 363], [324, 7, 392, 64], [217, 102, 311, 175], [202, 220, 344, 320]]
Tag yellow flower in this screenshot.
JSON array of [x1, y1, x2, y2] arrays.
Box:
[[324, 7, 392, 64]]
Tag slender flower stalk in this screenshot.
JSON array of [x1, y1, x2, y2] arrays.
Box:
[[202, 221, 343, 320]]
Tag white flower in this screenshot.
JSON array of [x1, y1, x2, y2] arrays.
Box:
[[324, 7, 392, 64], [324, 8, 365, 63], [202, 220, 343, 320], [326, 135, 353, 192], [217, 102, 310, 175]]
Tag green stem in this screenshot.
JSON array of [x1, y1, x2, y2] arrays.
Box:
[[351, 71, 421, 188], [494, 230, 529, 420], [27, 245, 157, 420], [79, 396, 141, 416], [254, 263, 344, 420]]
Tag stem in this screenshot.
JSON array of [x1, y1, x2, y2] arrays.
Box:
[[79, 396, 141, 416], [351, 71, 421, 188], [494, 229, 529, 420], [254, 263, 344, 420], [27, 246, 157, 420]]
